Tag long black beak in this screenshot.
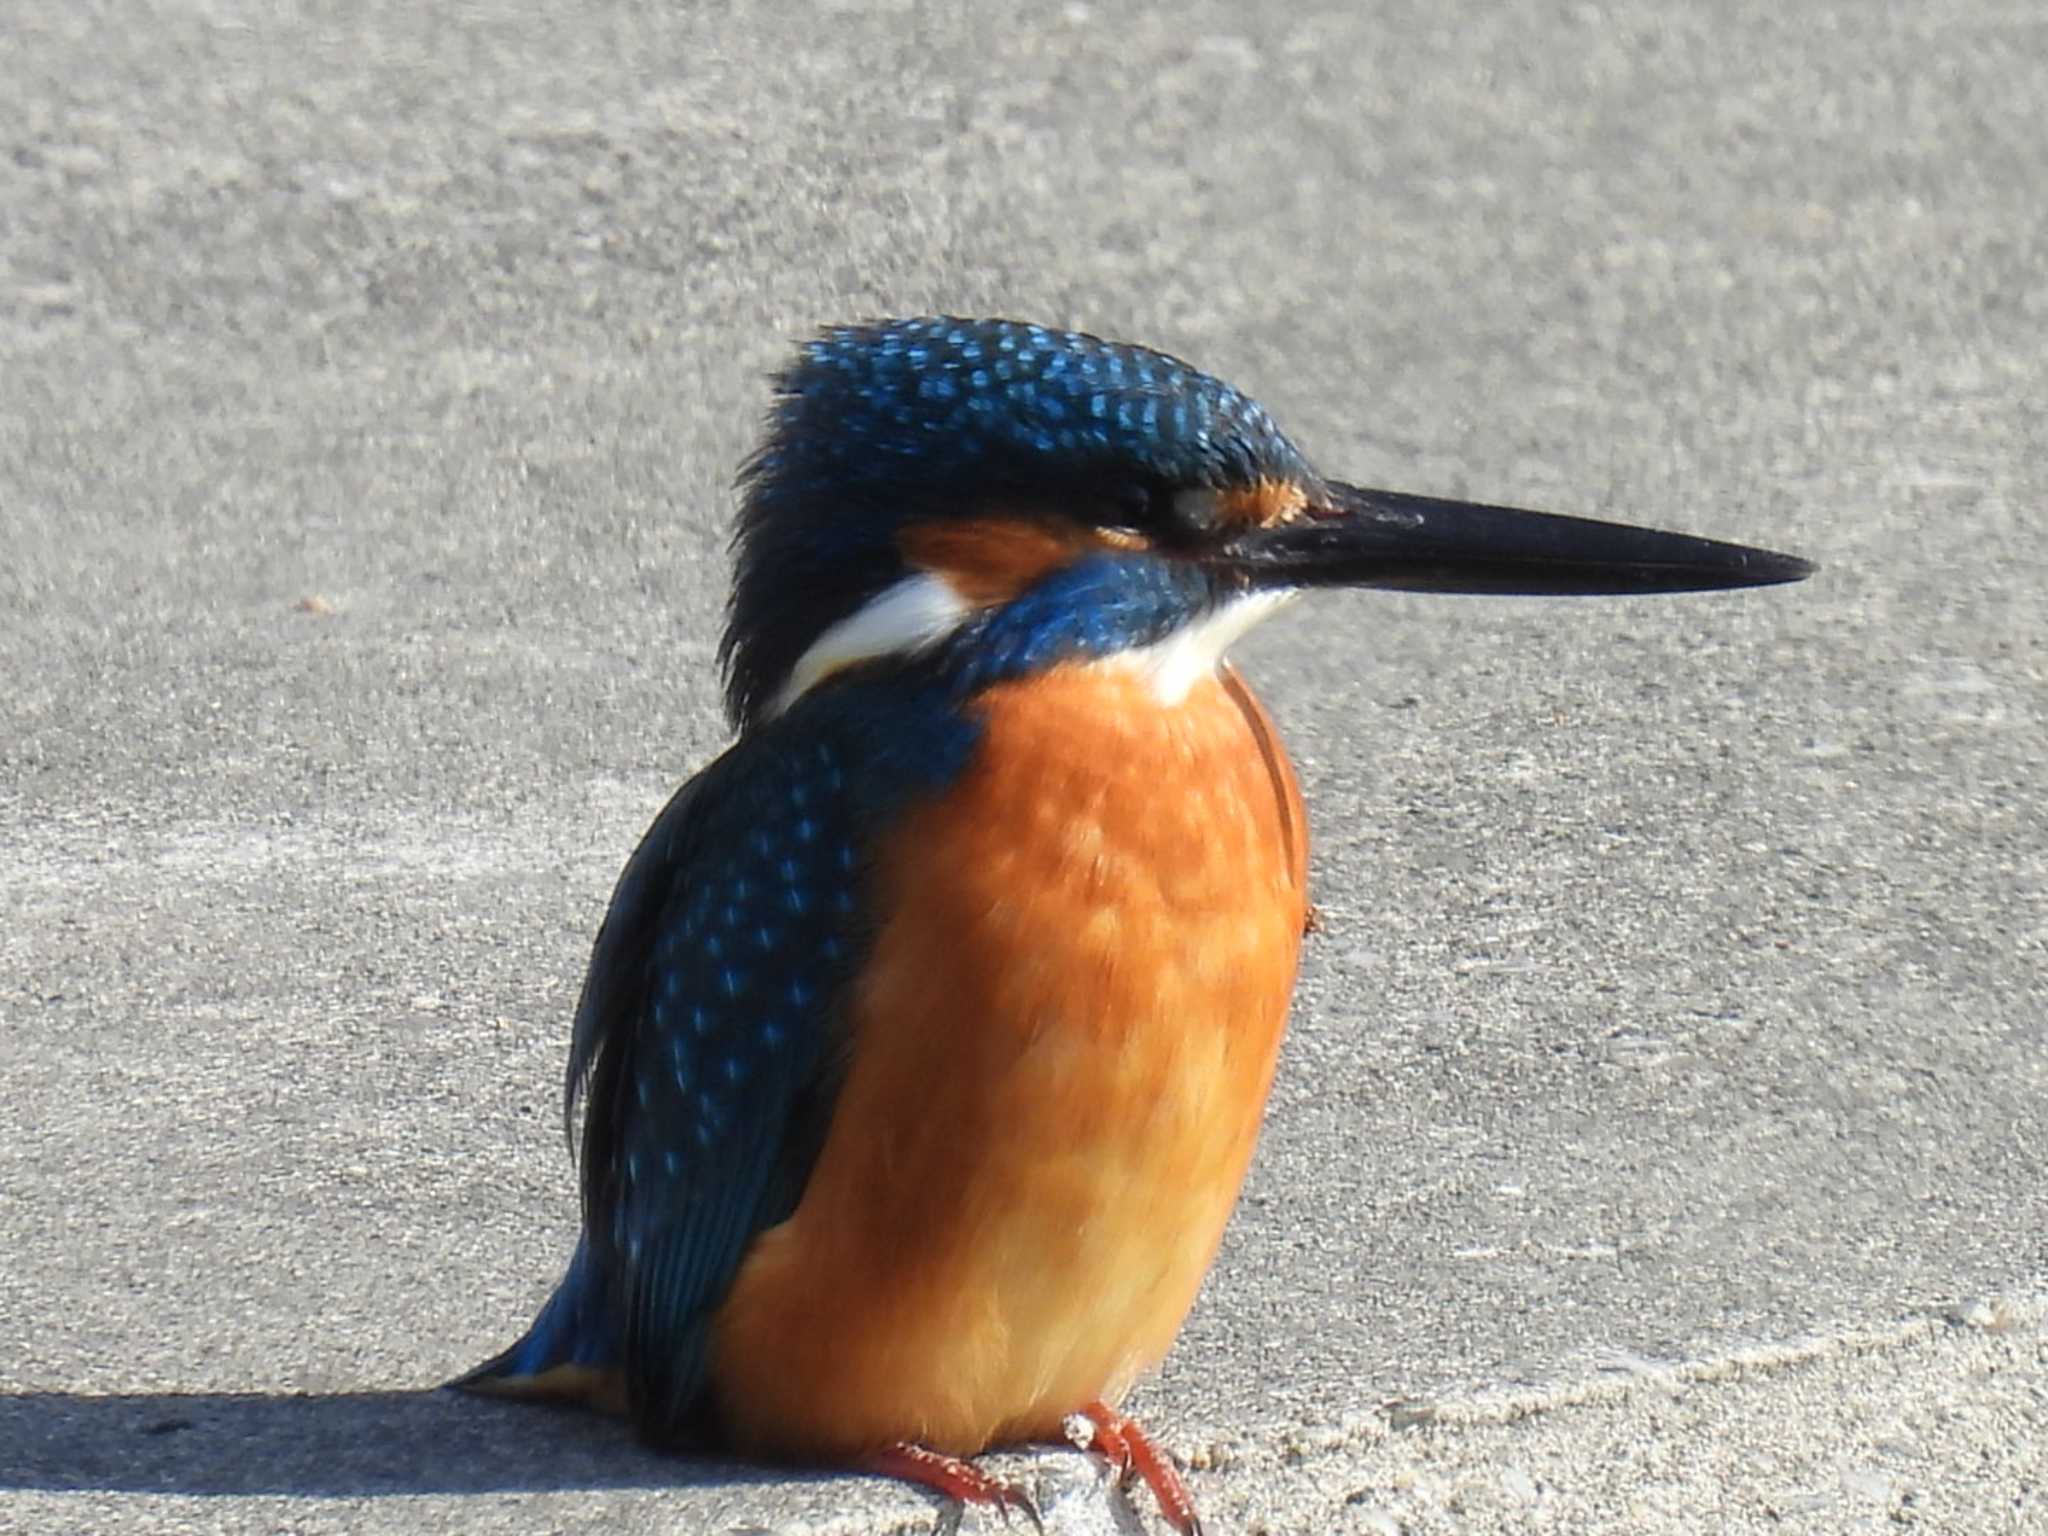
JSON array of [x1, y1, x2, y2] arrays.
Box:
[[1219, 483, 1815, 595]]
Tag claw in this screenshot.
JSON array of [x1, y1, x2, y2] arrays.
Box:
[[867, 1443, 1043, 1533], [1067, 1408, 1135, 1486], [1071, 1402, 1204, 1536]]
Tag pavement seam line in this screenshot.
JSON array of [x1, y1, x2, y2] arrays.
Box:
[[1178, 1286, 2047, 1477]]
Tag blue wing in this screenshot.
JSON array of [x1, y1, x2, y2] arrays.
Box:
[[577, 715, 866, 1437], [459, 677, 977, 1444]]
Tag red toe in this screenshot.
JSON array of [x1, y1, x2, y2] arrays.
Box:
[[866, 1442, 1043, 1532], [1073, 1402, 1203, 1536]]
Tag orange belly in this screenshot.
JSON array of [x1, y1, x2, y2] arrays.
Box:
[[706, 661, 1309, 1459]]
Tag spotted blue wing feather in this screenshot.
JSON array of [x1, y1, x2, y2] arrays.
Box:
[[559, 678, 978, 1444]]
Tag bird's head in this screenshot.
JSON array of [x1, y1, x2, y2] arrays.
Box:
[[720, 318, 1812, 729]]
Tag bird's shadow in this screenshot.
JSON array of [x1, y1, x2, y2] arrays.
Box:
[[0, 1385, 792, 1497]]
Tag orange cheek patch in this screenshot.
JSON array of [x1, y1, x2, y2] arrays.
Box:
[[899, 517, 1095, 604], [1217, 477, 1310, 529]]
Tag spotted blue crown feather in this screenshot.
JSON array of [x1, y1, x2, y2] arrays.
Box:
[[759, 318, 1309, 490], [721, 318, 1318, 728]]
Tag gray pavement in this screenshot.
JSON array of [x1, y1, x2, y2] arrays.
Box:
[[3, 2, 2043, 1531]]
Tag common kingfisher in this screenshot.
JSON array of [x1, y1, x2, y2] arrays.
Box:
[[456, 317, 1813, 1531]]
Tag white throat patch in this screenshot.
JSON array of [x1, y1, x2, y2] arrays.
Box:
[[1105, 589, 1298, 705]]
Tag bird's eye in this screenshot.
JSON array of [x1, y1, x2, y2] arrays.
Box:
[[1112, 480, 1163, 529], [1105, 480, 1229, 546], [1169, 486, 1226, 537]]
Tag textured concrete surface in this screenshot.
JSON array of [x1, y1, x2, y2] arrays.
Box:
[[3, 2, 2043, 1532]]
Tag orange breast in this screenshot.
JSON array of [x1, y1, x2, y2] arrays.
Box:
[[707, 661, 1309, 1459]]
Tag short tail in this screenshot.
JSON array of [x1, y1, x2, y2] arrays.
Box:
[[449, 1236, 627, 1416]]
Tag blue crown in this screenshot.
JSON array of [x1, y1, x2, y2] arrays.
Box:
[[746, 317, 1314, 496]]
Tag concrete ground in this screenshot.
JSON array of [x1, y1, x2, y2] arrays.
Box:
[[3, 2, 2042, 1531]]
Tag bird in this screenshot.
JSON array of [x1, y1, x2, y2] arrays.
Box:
[[454, 316, 1813, 1532]]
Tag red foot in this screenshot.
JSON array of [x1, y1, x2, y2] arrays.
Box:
[[1067, 1401, 1204, 1535], [866, 1442, 1043, 1533]]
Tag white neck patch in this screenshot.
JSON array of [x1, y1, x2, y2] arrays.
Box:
[[769, 571, 970, 717], [1103, 588, 1298, 705]]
